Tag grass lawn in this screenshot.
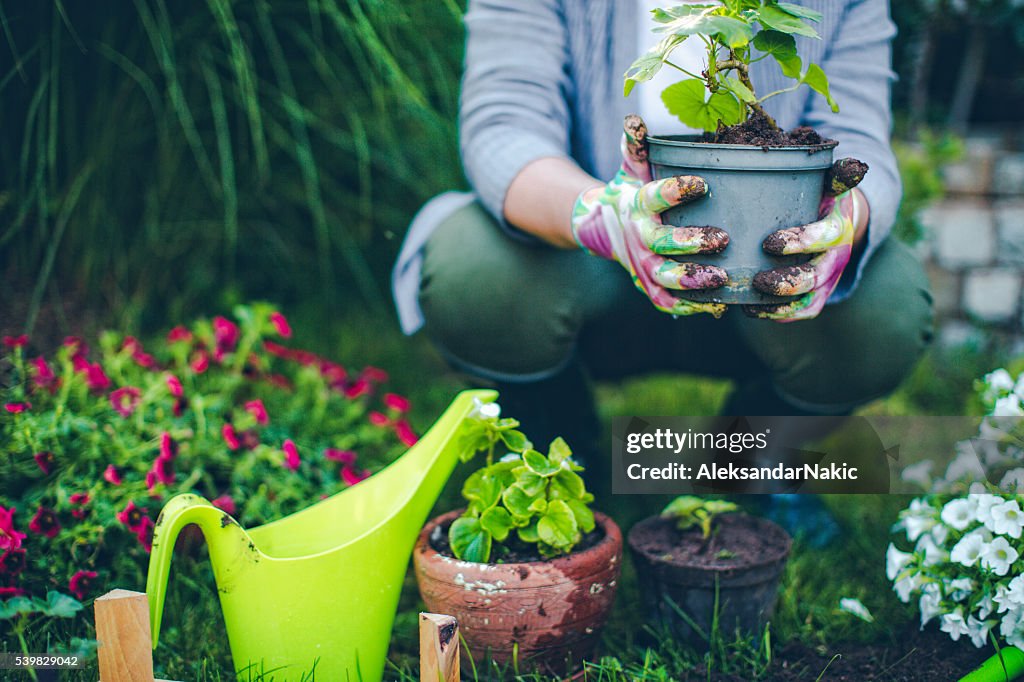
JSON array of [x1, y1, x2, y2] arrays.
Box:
[[9, 307, 1003, 680]]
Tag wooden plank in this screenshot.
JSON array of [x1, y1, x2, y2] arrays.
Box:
[[95, 589, 155, 682], [419, 613, 459, 682]]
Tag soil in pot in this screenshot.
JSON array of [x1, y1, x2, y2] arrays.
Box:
[[628, 513, 791, 644], [707, 109, 834, 149], [414, 510, 622, 676]]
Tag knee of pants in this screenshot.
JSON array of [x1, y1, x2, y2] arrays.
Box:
[[416, 202, 582, 380]]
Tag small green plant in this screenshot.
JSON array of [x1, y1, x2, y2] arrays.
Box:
[[662, 496, 738, 539], [448, 407, 596, 563], [624, 1, 838, 132]]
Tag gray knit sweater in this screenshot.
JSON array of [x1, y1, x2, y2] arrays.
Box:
[[393, 0, 901, 334]]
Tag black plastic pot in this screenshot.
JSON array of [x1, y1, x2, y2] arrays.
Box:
[[628, 513, 792, 643], [648, 136, 837, 305]]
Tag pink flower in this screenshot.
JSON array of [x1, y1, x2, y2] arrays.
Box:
[[0, 586, 26, 598], [122, 337, 155, 368], [150, 455, 175, 486], [190, 350, 210, 374], [103, 464, 123, 486], [0, 507, 26, 551], [159, 432, 178, 459], [269, 311, 292, 338], [211, 495, 237, 515], [263, 340, 291, 358], [213, 316, 239, 351], [2, 335, 28, 348], [244, 399, 269, 425], [383, 393, 411, 413], [167, 326, 193, 343], [34, 451, 55, 475], [63, 336, 88, 359], [361, 367, 389, 383], [342, 465, 370, 486], [145, 470, 158, 492], [282, 439, 300, 471], [395, 419, 419, 447], [0, 548, 26, 576], [110, 387, 141, 417], [83, 363, 111, 392], [368, 411, 390, 427], [29, 507, 60, 539], [4, 402, 30, 414], [68, 570, 98, 600], [222, 423, 240, 450], [166, 374, 183, 398], [343, 379, 369, 399], [116, 501, 147, 532], [30, 357, 58, 393], [70, 493, 90, 506], [136, 517, 155, 552], [324, 448, 356, 465], [320, 362, 347, 387]]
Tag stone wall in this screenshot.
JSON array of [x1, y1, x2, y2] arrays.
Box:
[[918, 132, 1024, 347]]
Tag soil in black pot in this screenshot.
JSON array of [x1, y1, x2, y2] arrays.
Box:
[[429, 516, 606, 564], [630, 513, 790, 572], [704, 109, 836, 148]]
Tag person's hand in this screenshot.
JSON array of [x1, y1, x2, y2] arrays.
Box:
[[571, 115, 730, 317], [745, 159, 868, 322]]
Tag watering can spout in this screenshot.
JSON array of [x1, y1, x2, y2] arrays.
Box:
[[147, 493, 257, 648]]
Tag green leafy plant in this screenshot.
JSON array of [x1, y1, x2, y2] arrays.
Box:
[[447, 408, 596, 563], [662, 496, 738, 539], [624, 1, 838, 132]]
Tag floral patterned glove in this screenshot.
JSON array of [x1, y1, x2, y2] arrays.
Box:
[[746, 159, 868, 322], [571, 115, 730, 317]]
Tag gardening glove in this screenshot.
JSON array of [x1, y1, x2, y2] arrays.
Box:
[[571, 115, 730, 317], [745, 159, 868, 322]]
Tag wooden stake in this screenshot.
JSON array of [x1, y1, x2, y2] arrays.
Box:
[[419, 613, 459, 682], [95, 589, 155, 682]]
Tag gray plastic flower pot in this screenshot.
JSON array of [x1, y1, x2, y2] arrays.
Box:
[[648, 136, 837, 305]]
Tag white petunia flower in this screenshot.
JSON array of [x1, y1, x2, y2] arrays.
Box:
[[941, 498, 975, 531], [995, 584, 1015, 614], [951, 530, 987, 567], [981, 537, 1020, 576], [919, 590, 942, 627], [886, 543, 913, 581], [986, 369, 1015, 394], [989, 500, 1024, 539], [940, 608, 971, 641], [917, 534, 949, 566], [901, 460, 933, 489], [978, 594, 996, 620], [931, 523, 950, 545], [967, 616, 993, 648], [1014, 372, 1024, 401], [1005, 575, 1024, 607], [1001, 606, 1024, 644], [839, 597, 874, 623], [894, 571, 923, 604], [902, 499, 938, 542], [946, 577, 974, 602], [994, 395, 1024, 417], [945, 446, 987, 484]]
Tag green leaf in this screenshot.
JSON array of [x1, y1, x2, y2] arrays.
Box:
[[777, 2, 823, 22], [567, 499, 596, 534], [480, 506, 514, 542], [517, 522, 540, 544], [650, 4, 718, 23], [516, 469, 547, 497], [624, 34, 685, 96], [756, 5, 820, 38], [548, 437, 572, 466], [499, 429, 528, 453], [5, 597, 37, 616], [537, 500, 579, 550], [662, 495, 706, 519], [551, 470, 586, 500], [528, 498, 548, 514], [655, 11, 755, 49], [44, 591, 83, 618], [449, 516, 492, 563], [721, 76, 756, 103], [704, 500, 739, 515], [502, 483, 537, 518], [523, 449, 559, 477], [462, 471, 502, 509], [753, 29, 802, 79], [802, 63, 839, 112], [661, 79, 743, 131]]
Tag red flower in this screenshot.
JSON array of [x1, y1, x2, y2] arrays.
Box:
[[83, 363, 111, 392], [0, 586, 26, 598], [159, 433, 178, 460], [283, 439, 300, 471], [116, 501, 147, 533], [122, 337, 155, 368], [30, 357, 58, 393], [145, 470, 158, 492], [343, 379, 369, 399], [361, 367, 389, 383], [70, 492, 90, 506], [211, 495, 237, 515], [166, 374, 183, 398], [383, 393, 411, 413], [63, 336, 88, 360], [394, 419, 419, 447], [342, 465, 370, 486], [34, 451, 56, 475], [4, 402, 30, 414], [0, 549, 26, 576], [324, 448, 356, 465], [69, 570, 98, 600], [110, 387, 141, 417], [2, 335, 28, 348], [136, 517, 155, 552], [167, 326, 193, 343], [150, 454, 175, 486], [368, 411, 390, 427], [244, 399, 268, 425], [103, 464, 123, 486], [213, 316, 239, 351], [320, 362, 347, 387], [29, 507, 60, 539], [222, 423, 240, 450], [269, 311, 292, 338], [0, 507, 26, 551], [190, 350, 210, 373], [263, 340, 292, 358]]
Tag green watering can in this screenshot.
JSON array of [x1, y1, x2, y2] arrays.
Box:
[[146, 389, 495, 681]]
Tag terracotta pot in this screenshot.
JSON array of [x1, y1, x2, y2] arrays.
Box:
[[414, 509, 622, 674], [628, 513, 791, 643]]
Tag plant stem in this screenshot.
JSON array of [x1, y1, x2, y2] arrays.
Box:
[[664, 59, 702, 81]]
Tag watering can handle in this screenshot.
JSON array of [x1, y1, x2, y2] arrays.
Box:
[[146, 493, 245, 649]]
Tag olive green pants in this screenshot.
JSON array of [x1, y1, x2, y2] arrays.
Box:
[[418, 201, 933, 415]]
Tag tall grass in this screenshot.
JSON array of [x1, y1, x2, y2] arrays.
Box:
[[0, 1, 466, 331]]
